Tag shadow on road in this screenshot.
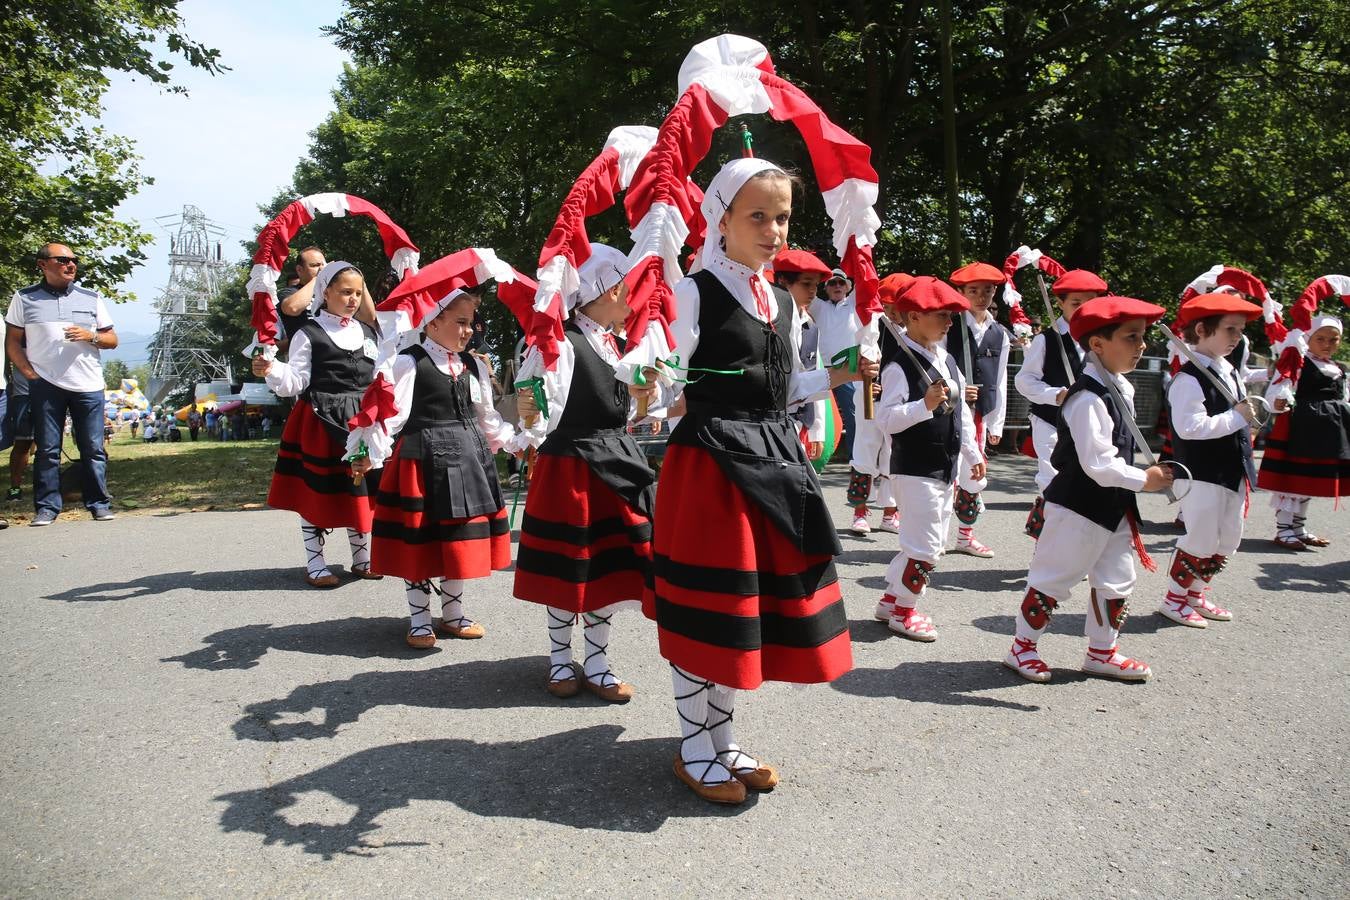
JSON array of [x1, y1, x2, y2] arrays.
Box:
[[970, 612, 1176, 637], [1254, 558, 1349, 594], [40, 567, 359, 602], [234, 656, 615, 741], [216, 724, 751, 856], [830, 658, 1095, 712], [162, 616, 431, 670]]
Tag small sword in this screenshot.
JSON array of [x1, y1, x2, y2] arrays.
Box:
[[1158, 323, 1273, 427], [1084, 351, 1191, 503], [894, 337, 953, 415]]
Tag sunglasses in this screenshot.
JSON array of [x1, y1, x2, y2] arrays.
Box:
[[826, 278, 848, 287], [42, 256, 78, 266]]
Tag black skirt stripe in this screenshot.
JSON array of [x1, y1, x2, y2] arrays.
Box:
[[1259, 457, 1347, 477], [515, 544, 648, 584], [653, 595, 848, 650], [278, 440, 349, 472], [372, 514, 509, 545], [654, 553, 838, 600], [274, 456, 371, 497], [520, 512, 652, 547]]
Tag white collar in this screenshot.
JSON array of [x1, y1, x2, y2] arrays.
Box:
[[573, 310, 609, 337], [902, 332, 942, 362], [421, 337, 467, 374], [1053, 317, 1071, 335], [707, 254, 776, 321], [317, 309, 357, 329]]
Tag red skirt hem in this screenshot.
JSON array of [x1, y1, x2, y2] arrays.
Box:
[[267, 402, 375, 530]]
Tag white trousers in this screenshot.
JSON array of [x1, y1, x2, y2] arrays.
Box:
[[1175, 481, 1245, 557], [956, 414, 989, 494], [885, 475, 953, 591], [1029, 417, 1060, 493], [1027, 502, 1137, 601]]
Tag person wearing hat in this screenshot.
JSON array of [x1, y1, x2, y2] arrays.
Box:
[[847, 272, 910, 537], [946, 262, 1013, 557], [1158, 293, 1263, 627], [812, 266, 859, 462], [253, 261, 383, 587], [349, 283, 519, 648], [511, 243, 663, 704], [1013, 268, 1108, 538], [1003, 296, 1175, 683], [1257, 276, 1349, 549], [873, 276, 983, 641], [774, 248, 833, 467]]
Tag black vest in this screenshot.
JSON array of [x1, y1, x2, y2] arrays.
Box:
[[946, 315, 1008, 418], [888, 343, 964, 482], [1170, 361, 1256, 491], [552, 322, 628, 434], [299, 319, 377, 398], [1029, 328, 1084, 425], [683, 269, 793, 415], [402, 345, 476, 433], [1044, 377, 1139, 531], [1295, 356, 1347, 404]]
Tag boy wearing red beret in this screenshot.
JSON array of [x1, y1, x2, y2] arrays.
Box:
[[1013, 269, 1108, 537], [874, 276, 984, 641], [1159, 293, 1263, 627], [946, 262, 1013, 557], [1004, 296, 1175, 682]]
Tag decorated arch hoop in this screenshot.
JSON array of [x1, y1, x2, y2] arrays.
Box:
[[1271, 273, 1350, 384], [245, 192, 420, 357], [619, 34, 884, 373], [1001, 246, 1064, 336], [522, 125, 661, 379]]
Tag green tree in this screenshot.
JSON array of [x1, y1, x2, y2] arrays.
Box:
[[0, 1, 223, 308], [103, 358, 130, 389]]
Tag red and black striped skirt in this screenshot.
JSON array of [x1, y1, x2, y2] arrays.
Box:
[[513, 453, 652, 613], [643, 443, 852, 690], [370, 447, 511, 581], [267, 401, 376, 531], [1257, 408, 1348, 499]]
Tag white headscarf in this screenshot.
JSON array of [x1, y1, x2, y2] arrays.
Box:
[[572, 242, 628, 312], [309, 260, 362, 315], [1310, 314, 1343, 335], [697, 157, 785, 272]]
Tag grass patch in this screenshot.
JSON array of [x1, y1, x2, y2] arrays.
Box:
[[1, 431, 281, 521]]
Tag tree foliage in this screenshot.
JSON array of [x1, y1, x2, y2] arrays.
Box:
[[257, 0, 1346, 354], [0, 1, 223, 308]]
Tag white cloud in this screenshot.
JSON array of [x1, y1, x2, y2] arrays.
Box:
[[98, 0, 350, 335]]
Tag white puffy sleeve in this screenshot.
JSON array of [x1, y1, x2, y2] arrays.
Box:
[[264, 329, 312, 397]]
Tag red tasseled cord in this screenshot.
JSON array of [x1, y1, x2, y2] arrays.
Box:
[[1126, 510, 1158, 572]]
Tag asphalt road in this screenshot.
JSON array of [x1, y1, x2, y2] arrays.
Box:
[[1, 454, 1345, 898]]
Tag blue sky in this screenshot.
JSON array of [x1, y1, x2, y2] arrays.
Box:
[[100, 0, 349, 336]]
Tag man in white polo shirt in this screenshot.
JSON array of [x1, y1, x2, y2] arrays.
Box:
[[4, 243, 119, 525]]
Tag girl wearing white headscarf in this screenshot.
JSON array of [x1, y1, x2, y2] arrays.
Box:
[[253, 261, 383, 587], [643, 158, 876, 805]]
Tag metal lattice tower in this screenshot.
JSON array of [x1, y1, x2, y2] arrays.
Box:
[[146, 205, 231, 403]]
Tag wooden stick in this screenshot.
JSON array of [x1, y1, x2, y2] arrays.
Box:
[[862, 376, 875, 420]]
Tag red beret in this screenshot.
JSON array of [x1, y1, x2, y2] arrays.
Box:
[[877, 272, 915, 304], [949, 262, 1004, 285], [1069, 295, 1166, 340], [1051, 269, 1109, 295], [896, 275, 971, 313], [1174, 292, 1262, 330], [772, 248, 832, 277]]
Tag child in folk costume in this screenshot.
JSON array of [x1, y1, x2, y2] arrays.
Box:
[[1003, 297, 1174, 683], [1158, 292, 1263, 626], [873, 276, 984, 641], [254, 261, 383, 587], [349, 287, 517, 648], [1257, 275, 1350, 549], [1013, 269, 1108, 537], [648, 158, 876, 804], [946, 262, 1012, 557], [848, 273, 912, 537], [773, 248, 833, 467], [512, 243, 661, 703]]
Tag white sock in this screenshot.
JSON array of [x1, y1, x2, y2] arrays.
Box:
[[707, 683, 757, 773], [437, 578, 468, 625], [347, 529, 371, 572], [582, 605, 620, 688], [1292, 498, 1313, 537], [546, 607, 575, 682], [671, 665, 730, 785], [404, 579, 434, 636], [300, 518, 331, 578]]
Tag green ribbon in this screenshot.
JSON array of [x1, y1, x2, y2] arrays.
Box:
[[343, 440, 369, 466], [830, 345, 861, 373], [513, 376, 549, 421]]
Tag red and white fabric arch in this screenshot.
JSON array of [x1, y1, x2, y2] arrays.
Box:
[[1270, 273, 1350, 384], [1179, 264, 1295, 377], [620, 34, 884, 372], [245, 192, 420, 356], [1001, 246, 1062, 337], [524, 125, 659, 377]]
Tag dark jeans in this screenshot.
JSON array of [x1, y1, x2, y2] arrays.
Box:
[[0, 391, 10, 452], [30, 378, 110, 514], [833, 381, 857, 462]]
